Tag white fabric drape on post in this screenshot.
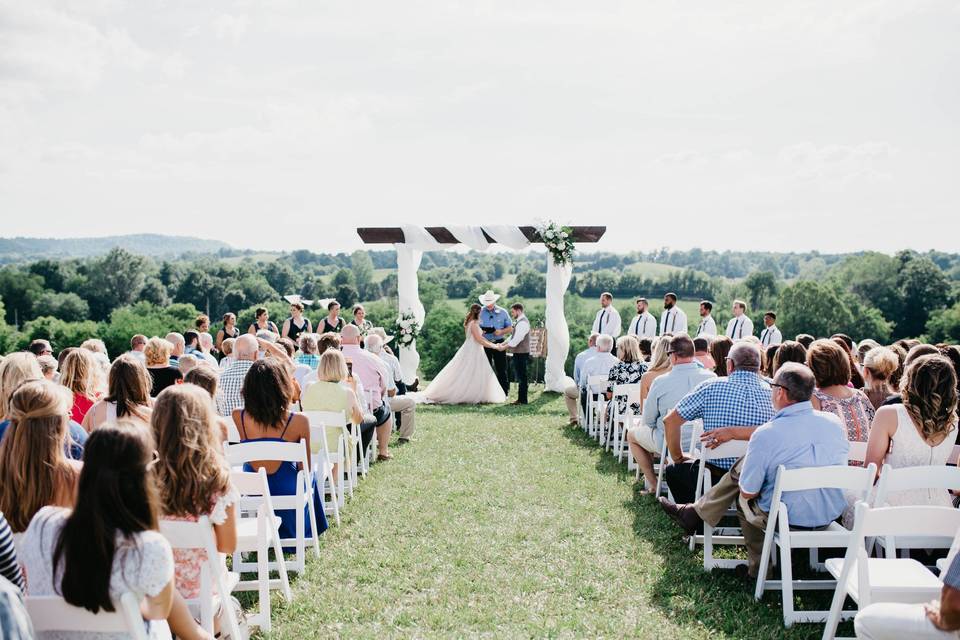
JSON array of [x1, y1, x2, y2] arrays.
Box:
[[545, 257, 574, 392], [395, 241, 425, 385]]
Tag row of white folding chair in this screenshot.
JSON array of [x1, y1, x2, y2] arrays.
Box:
[[303, 410, 351, 518], [689, 438, 751, 570], [822, 503, 960, 640], [654, 419, 703, 500], [584, 375, 608, 437], [26, 592, 148, 639], [871, 463, 960, 558], [609, 383, 642, 456]]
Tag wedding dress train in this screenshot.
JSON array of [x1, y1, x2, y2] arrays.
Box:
[[422, 321, 506, 405]]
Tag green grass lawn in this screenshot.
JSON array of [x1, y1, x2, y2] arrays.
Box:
[[259, 389, 844, 638]]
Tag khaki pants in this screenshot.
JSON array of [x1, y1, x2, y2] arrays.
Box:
[[563, 383, 580, 421], [389, 395, 416, 439]]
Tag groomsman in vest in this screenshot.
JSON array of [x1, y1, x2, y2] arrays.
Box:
[[478, 290, 511, 395], [696, 300, 717, 337], [659, 292, 688, 335], [501, 303, 531, 405], [628, 297, 657, 338], [725, 300, 754, 340], [591, 292, 622, 340], [760, 312, 783, 347]]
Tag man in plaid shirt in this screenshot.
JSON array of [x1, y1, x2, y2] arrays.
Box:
[[659, 342, 774, 505]]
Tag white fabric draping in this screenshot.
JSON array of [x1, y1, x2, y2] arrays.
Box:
[[400, 225, 444, 251], [545, 257, 574, 392], [448, 226, 490, 251], [395, 241, 425, 385], [481, 225, 531, 251]]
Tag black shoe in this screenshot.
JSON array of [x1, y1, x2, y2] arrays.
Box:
[[511, 400, 527, 405], [658, 497, 703, 536], [397, 437, 411, 445], [733, 564, 758, 584]]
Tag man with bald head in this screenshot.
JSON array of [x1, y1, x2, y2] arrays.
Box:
[[658, 341, 774, 504], [215, 334, 259, 416]]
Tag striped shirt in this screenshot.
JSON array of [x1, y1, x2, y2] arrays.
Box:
[[0, 512, 23, 591]]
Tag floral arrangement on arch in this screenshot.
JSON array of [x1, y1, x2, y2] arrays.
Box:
[[536, 221, 575, 266], [395, 311, 420, 348]]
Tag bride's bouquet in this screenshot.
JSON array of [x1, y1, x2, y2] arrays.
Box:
[[395, 311, 420, 348]]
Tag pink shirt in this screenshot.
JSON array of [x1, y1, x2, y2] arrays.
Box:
[[341, 344, 388, 409]]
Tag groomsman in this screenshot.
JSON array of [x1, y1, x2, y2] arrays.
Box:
[[696, 300, 717, 337], [478, 290, 511, 395], [503, 303, 531, 405], [725, 299, 754, 340], [591, 292, 622, 339], [760, 312, 783, 347], [659, 292, 688, 335], [628, 298, 657, 338]]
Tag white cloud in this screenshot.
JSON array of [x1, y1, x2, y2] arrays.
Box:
[[212, 14, 250, 42]]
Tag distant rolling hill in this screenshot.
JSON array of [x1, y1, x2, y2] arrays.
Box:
[[0, 234, 232, 262]]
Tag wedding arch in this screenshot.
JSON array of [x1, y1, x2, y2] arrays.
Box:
[[356, 225, 607, 393]]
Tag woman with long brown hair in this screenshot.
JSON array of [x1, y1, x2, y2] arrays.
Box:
[[82, 354, 153, 432], [709, 335, 733, 377], [0, 380, 81, 534], [59, 348, 100, 424]]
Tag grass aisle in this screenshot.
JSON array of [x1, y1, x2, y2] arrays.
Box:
[[265, 388, 825, 638]]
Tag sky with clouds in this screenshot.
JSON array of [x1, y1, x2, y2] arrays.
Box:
[[1, 1, 958, 255]]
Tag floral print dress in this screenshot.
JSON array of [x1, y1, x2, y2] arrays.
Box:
[[606, 361, 648, 416]]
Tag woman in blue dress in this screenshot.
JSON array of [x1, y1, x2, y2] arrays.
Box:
[[231, 359, 328, 543]]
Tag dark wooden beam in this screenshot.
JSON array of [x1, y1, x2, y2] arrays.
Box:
[[357, 226, 606, 244]]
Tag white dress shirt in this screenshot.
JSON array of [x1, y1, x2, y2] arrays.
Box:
[[506, 315, 530, 348], [592, 306, 622, 338], [760, 325, 783, 347], [695, 315, 717, 337], [725, 315, 754, 340], [659, 307, 688, 335], [628, 312, 657, 338]]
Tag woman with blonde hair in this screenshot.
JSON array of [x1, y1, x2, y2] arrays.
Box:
[[639, 336, 672, 411], [605, 335, 647, 418], [301, 349, 365, 481], [145, 336, 183, 396], [0, 380, 81, 534], [59, 348, 100, 424], [862, 346, 900, 409], [82, 354, 153, 432]]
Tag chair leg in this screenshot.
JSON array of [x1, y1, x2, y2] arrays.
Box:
[[780, 539, 795, 627], [270, 527, 292, 601], [257, 527, 271, 632]]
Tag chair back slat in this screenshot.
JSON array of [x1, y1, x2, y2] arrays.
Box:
[[226, 440, 306, 466], [778, 463, 877, 493], [874, 464, 960, 508], [701, 439, 748, 461], [857, 504, 960, 538], [27, 592, 146, 638]]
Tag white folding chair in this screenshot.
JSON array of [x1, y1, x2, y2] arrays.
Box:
[[159, 517, 244, 639], [822, 504, 960, 640], [302, 410, 345, 524], [229, 468, 293, 631], [872, 464, 960, 558], [225, 439, 321, 573], [753, 463, 878, 627], [27, 592, 147, 639], [655, 420, 703, 499], [584, 375, 607, 438], [610, 383, 642, 456], [688, 439, 750, 571]]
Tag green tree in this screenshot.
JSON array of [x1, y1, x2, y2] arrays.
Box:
[[82, 248, 149, 320], [33, 291, 90, 322], [508, 269, 546, 297], [99, 302, 202, 356], [265, 261, 300, 295], [18, 317, 101, 353], [332, 269, 355, 288], [350, 251, 375, 288], [926, 302, 960, 343], [419, 304, 466, 379], [777, 281, 853, 339], [897, 256, 951, 339], [831, 252, 903, 321], [335, 284, 359, 309], [0, 267, 45, 325], [743, 271, 779, 311]]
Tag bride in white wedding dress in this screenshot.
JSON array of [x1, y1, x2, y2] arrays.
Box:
[[423, 304, 507, 404]]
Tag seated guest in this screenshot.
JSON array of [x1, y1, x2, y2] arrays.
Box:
[[277, 337, 311, 392], [0, 380, 82, 536], [370, 328, 404, 392], [857, 338, 881, 366], [807, 339, 875, 442], [153, 384, 238, 636], [564, 334, 599, 425], [128, 333, 148, 363], [166, 332, 186, 365], [709, 335, 733, 377], [832, 335, 866, 388], [59, 348, 100, 424], [231, 359, 328, 541], [183, 330, 201, 356], [301, 350, 365, 480], [178, 353, 199, 376], [862, 346, 899, 410], [639, 337, 672, 411], [37, 354, 58, 380], [637, 337, 653, 362], [296, 333, 322, 370], [28, 339, 53, 357], [763, 345, 779, 379], [660, 342, 774, 504], [146, 336, 183, 397], [197, 332, 219, 366], [605, 335, 647, 419], [367, 334, 416, 443], [341, 324, 393, 460], [82, 353, 153, 432], [219, 337, 236, 369], [771, 340, 807, 374], [20, 426, 178, 639], [215, 334, 258, 416], [578, 334, 619, 414], [0, 511, 23, 591], [628, 335, 716, 494], [183, 366, 232, 442], [693, 337, 715, 371], [317, 331, 342, 356], [795, 333, 815, 349], [662, 364, 848, 580], [0, 353, 86, 459]]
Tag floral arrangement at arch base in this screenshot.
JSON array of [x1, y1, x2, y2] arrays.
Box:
[[536, 221, 575, 266], [395, 311, 420, 348]]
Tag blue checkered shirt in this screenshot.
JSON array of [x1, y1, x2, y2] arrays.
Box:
[[674, 370, 774, 469]]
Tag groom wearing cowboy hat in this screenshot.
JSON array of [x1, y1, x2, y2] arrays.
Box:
[[478, 290, 511, 396]]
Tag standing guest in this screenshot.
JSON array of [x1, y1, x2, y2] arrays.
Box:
[[661, 342, 774, 504], [146, 337, 183, 397], [862, 346, 900, 410], [564, 334, 599, 425], [628, 298, 657, 338], [282, 302, 312, 343], [477, 290, 512, 396], [351, 304, 373, 335], [28, 339, 53, 357], [660, 292, 688, 335], [696, 301, 717, 337], [639, 337, 672, 411], [296, 333, 322, 370], [629, 335, 716, 493], [60, 348, 99, 424], [504, 303, 531, 405], [165, 332, 186, 366], [604, 335, 647, 419], [248, 307, 279, 335], [341, 324, 394, 460], [19, 426, 178, 639], [772, 340, 808, 374], [215, 312, 240, 351], [82, 354, 153, 432], [808, 339, 875, 442], [195, 314, 210, 334], [0, 511, 23, 591], [709, 335, 734, 377], [591, 292, 622, 340], [795, 333, 815, 349], [215, 334, 258, 417], [197, 332, 219, 366], [231, 359, 328, 540], [128, 334, 148, 363], [725, 300, 753, 340], [37, 354, 58, 380], [219, 338, 236, 369], [693, 337, 715, 370], [0, 380, 82, 534], [759, 312, 782, 347], [366, 335, 417, 442], [321, 300, 344, 333]]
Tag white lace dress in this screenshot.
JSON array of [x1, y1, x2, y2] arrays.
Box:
[[423, 321, 506, 405]]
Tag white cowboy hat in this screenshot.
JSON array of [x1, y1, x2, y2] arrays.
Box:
[[370, 327, 396, 343], [478, 290, 500, 305]]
